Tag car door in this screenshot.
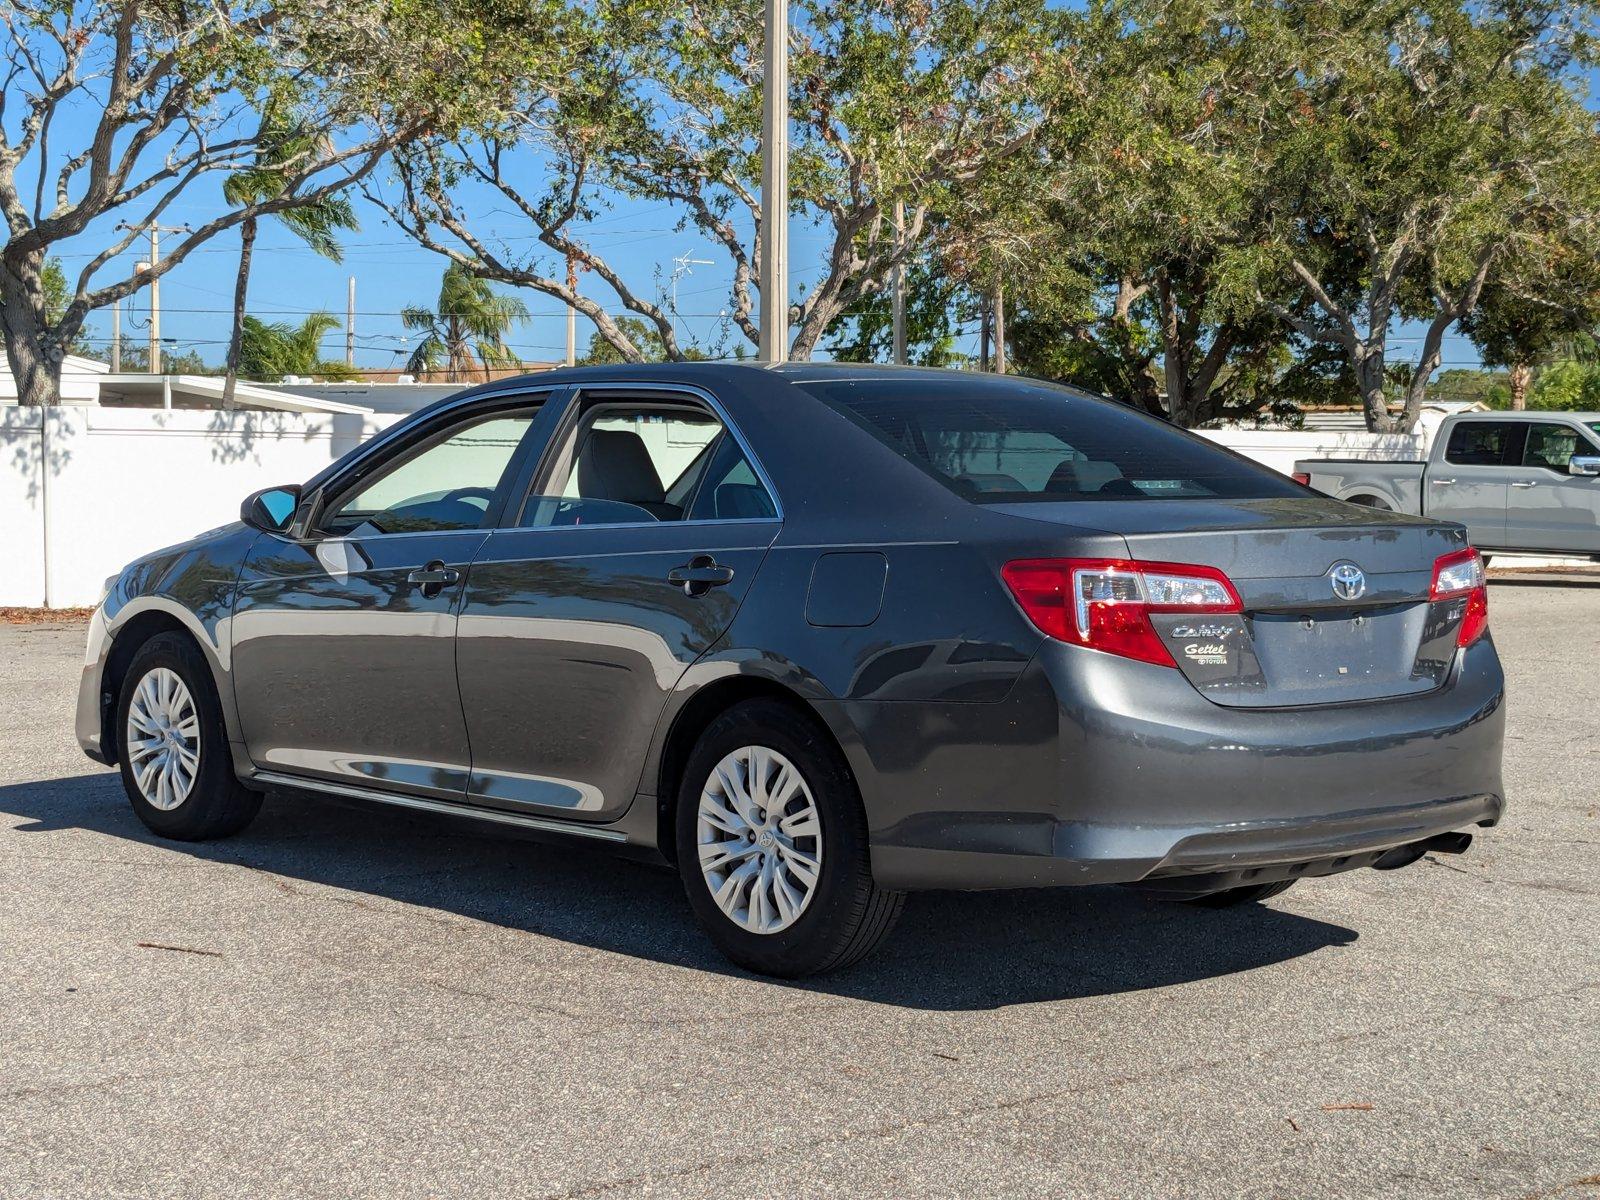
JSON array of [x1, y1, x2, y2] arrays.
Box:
[[455, 386, 782, 820], [1426, 420, 1521, 548], [1503, 420, 1600, 553], [232, 395, 561, 799]]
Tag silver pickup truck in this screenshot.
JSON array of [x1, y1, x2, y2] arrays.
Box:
[[1295, 411, 1600, 559]]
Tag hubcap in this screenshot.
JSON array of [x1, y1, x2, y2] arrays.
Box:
[[125, 667, 200, 811], [696, 745, 822, 935]]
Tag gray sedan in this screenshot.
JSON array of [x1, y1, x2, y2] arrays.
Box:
[[76, 364, 1505, 977]]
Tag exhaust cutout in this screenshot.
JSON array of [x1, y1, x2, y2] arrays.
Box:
[[1373, 831, 1473, 871]]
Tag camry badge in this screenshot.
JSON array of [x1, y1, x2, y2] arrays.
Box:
[[1329, 562, 1367, 601]]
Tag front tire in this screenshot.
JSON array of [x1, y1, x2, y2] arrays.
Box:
[[116, 632, 262, 841], [675, 700, 903, 977]]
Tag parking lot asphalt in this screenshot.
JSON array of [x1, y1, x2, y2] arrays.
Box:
[[1, 579, 1597, 1199]]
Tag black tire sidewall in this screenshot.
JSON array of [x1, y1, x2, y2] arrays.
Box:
[[675, 700, 875, 977], [116, 632, 252, 839]]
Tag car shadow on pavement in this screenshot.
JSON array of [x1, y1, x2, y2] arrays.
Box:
[[3, 773, 1358, 1011]]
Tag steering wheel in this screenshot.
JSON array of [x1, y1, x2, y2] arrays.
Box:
[[441, 486, 497, 509]]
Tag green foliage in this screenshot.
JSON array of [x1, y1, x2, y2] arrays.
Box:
[[238, 313, 358, 381], [402, 263, 530, 381], [577, 317, 709, 365], [825, 257, 970, 368], [1528, 362, 1600, 411]]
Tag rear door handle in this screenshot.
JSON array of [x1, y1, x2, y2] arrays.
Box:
[[668, 556, 735, 597], [407, 561, 461, 597], [1430, 478, 1456, 486], [1511, 480, 1539, 489]]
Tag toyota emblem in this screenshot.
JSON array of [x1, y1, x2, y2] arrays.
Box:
[[1329, 562, 1367, 601]]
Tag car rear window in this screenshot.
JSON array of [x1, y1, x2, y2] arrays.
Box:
[[794, 376, 1303, 502]]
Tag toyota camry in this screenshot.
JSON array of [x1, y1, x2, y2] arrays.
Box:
[[77, 364, 1506, 977]]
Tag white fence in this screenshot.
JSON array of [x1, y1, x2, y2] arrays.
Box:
[[1, 407, 401, 608], [0, 409, 1431, 609]]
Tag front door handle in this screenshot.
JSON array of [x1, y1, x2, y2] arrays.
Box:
[[1511, 480, 1539, 489], [407, 560, 461, 598], [668, 555, 735, 597]]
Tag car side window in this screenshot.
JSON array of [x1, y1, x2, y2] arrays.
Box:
[[687, 435, 780, 521], [1522, 423, 1584, 472], [520, 399, 776, 526], [1444, 421, 1519, 467], [321, 411, 536, 537]]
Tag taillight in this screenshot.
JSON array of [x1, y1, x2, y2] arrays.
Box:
[[1001, 558, 1243, 667], [1292, 472, 1311, 486], [1430, 547, 1488, 647]]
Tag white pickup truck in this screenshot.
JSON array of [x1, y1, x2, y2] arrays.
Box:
[[1294, 411, 1600, 560]]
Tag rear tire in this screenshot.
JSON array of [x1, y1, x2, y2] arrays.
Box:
[[1186, 880, 1296, 908], [115, 632, 262, 841], [675, 699, 904, 977], [1348, 494, 1392, 511]]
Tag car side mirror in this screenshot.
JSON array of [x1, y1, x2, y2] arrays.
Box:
[[241, 484, 302, 533], [1569, 456, 1600, 478]]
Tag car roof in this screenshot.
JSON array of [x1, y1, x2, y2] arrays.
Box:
[[1452, 410, 1600, 422]]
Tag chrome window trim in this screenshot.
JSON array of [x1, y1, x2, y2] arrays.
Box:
[[506, 381, 785, 530], [303, 387, 564, 536]]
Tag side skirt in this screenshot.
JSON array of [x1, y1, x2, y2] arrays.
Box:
[[250, 770, 630, 844]]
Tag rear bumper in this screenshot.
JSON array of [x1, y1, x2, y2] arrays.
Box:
[[845, 637, 1506, 891]]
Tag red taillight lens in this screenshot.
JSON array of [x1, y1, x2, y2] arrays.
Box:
[[1001, 558, 1243, 667], [1430, 547, 1488, 647], [1292, 472, 1312, 486]]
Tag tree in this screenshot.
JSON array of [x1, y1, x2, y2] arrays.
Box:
[[0, 0, 535, 405], [371, 0, 1071, 362], [576, 315, 711, 365], [221, 108, 358, 407], [401, 263, 530, 382], [1187, 0, 1600, 431], [238, 312, 357, 381], [1461, 244, 1600, 409]]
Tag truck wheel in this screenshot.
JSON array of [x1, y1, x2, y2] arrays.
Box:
[[1349, 495, 1392, 511]]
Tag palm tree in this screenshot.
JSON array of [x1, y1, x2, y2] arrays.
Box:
[[221, 112, 357, 406], [402, 263, 529, 382], [238, 312, 359, 382]]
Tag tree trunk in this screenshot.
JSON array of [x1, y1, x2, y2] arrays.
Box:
[[222, 215, 257, 410], [0, 252, 63, 407], [1509, 361, 1532, 410], [1357, 351, 1394, 432]]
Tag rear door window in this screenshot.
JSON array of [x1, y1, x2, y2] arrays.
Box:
[[1522, 423, 1591, 472], [794, 377, 1301, 502], [519, 397, 778, 526]]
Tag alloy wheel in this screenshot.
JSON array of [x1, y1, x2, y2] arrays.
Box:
[[695, 745, 823, 935], [125, 667, 201, 811]]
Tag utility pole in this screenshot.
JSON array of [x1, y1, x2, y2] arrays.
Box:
[[565, 252, 578, 367], [759, 0, 789, 362], [110, 300, 121, 371], [993, 284, 1006, 375], [979, 298, 991, 372], [118, 221, 189, 374], [891, 200, 906, 366], [346, 276, 356, 369]]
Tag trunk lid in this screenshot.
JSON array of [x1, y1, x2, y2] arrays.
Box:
[[994, 497, 1470, 707]]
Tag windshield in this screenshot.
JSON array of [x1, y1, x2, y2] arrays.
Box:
[[796, 376, 1305, 503]]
